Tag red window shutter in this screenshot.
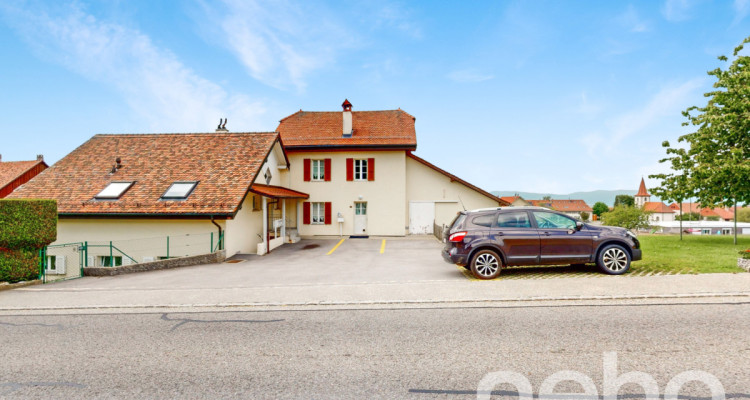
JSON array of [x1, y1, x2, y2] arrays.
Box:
[[324, 159, 331, 181], [303, 159, 311, 182], [324, 202, 332, 225], [346, 158, 354, 181], [367, 158, 375, 181], [303, 202, 311, 225]]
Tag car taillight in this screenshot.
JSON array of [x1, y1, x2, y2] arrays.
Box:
[[449, 231, 467, 242]]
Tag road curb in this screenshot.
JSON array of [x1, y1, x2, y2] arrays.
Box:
[[1, 291, 749, 311]]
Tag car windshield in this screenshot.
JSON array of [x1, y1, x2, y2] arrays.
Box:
[[533, 211, 576, 229]]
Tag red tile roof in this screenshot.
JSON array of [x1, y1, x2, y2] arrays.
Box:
[[701, 207, 735, 220], [668, 202, 702, 213], [636, 178, 650, 196], [500, 196, 521, 203], [643, 202, 673, 213], [277, 109, 417, 149], [7, 133, 282, 217], [250, 184, 308, 199], [406, 153, 510, 206], [0, 160, 47, 194], [528, 199, 593, 212]]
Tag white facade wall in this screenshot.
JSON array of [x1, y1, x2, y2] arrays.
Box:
[[288, 151, 407, 236], [54, 219, 225, 265], [405, 156, 500, 229]]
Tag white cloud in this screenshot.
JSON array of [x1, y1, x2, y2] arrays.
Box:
[[0, 2, 265, 132], [662, 0, 694, 22], [197, 0, 352, 92], [580, 78, 706, 158], [446, 69, 494, 83], [618, 5, 650, 32], [372, 2, 423, 39], [733, 0, 750, 24]]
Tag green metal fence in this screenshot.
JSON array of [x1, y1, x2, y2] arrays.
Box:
[[41, 232, 224, 283]]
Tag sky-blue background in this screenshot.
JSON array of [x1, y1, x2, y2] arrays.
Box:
[[1, 0, 747, 194]]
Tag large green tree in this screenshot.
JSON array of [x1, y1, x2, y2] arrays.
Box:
[[614, 195, 634, 207], [650, 36, 750, 244], [601, 206, 651, 231], [592, 202, 609, 217]]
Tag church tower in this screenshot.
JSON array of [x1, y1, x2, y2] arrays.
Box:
[[635, 178, 650, 208]]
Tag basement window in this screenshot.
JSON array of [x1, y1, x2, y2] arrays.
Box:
[[95, 182, 134, 200], [161, 182, 198, 200]]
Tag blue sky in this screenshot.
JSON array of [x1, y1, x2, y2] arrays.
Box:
[[0, 0, 748, 194]]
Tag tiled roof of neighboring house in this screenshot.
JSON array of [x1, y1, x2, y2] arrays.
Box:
[[669, 202, 702, 213], [643, 202, 673, 213], [636, 178, 649, 197], [701, 207, 735, 220], [528, 199, 593, 212], [277, 109, 417, 149], [500, 196, 520, 203], [0, 159, 47, 193], [406, 153, 510, 206], [250, 184, 309, 199], [7, 133, 284, 217]]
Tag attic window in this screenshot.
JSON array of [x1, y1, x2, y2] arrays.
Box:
[[95, 182, 134, 200], [161, 181, 198, 200]]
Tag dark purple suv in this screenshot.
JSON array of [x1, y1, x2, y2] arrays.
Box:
[[441, 206, 642, 279]]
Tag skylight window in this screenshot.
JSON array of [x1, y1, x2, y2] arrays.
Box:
[[95, 182, 134, 200], [161, 181, 198, 200]]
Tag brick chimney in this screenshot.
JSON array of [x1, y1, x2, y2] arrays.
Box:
[[342, 99, 352, 137], [37, 154, 44, 161]]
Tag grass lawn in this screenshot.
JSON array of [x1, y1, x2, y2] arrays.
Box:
[[632, 234, 749, 274]]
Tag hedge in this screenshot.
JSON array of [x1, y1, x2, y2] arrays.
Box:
[[0, 199, 57, 249], [0, 249, 40, 283], [0, 199, 57, 283]]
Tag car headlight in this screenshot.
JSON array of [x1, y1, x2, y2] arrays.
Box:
[[625, 230, 637, 239]]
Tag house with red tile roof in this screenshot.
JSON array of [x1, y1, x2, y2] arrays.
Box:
[[276, 100, 509, 236], [500, 195, 532, 207], [0, 155, 48, 198], [632, 179, 674, 222], [9, 100, 509, 263], [8, 131, 306, 260], [527, 199, 593, 221]]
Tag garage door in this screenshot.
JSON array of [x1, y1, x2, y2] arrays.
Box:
[[409, 202, 435, 234]]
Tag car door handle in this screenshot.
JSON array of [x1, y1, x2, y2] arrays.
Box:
[[543, 231, 551, 236], [495, 232, 504, 236]]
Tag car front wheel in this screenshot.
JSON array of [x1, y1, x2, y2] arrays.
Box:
[[597, 244, 631, 275], [470, 250, 502, 280]]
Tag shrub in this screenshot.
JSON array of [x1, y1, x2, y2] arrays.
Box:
[[580, 211, 590, 221], [0, 199, 57, 283], [740, 249, 750, 260], [0, 248, 40, 283], [601, 206, 651, 231], [0, 199, 57, 249]]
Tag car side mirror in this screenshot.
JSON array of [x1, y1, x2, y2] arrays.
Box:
[[575, 221, 584, 231]]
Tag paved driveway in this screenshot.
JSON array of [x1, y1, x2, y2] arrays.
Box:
[[29, 236, 462, 292]]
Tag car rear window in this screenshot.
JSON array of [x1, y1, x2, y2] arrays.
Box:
[[471, 214, 495, 227], [449, 214, 466, 230], [497, 212, 531, 228]]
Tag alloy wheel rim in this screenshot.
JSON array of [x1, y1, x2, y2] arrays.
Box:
[[603, 248, 628, 271], [475, 253, 499, 277]]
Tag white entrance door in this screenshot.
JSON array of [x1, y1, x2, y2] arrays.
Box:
[[409, 202, 435, 234], [354, 202, 368, 235]]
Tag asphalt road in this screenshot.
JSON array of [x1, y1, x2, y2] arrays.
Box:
[[1, 301, 748, 399]]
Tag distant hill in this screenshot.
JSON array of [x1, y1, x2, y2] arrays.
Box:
[[491, 190, 662, 207]]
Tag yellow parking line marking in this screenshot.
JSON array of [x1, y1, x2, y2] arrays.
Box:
[[456, 265, 479, 281], [327, 238, 346, 255], [380, 239, 386, 254]]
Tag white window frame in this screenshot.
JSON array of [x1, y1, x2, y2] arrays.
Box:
[[354, 159, 368, 181], [312, 160, 325, 181], [161, 181, 198, 200], [46, 255, 66, 275], [95, 181, 134, 199], [98, 255, 123, 267], [311, 202, 325, 224], [355, 202, 367, 215]]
